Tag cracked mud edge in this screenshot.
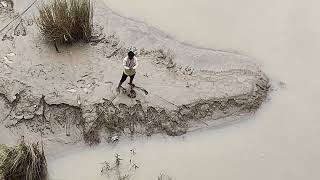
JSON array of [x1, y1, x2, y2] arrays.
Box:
[[0, 74, 269, 146]]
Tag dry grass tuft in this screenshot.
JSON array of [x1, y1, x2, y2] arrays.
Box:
[[36, 0, 93, 43], [0, 140, 47, 180]]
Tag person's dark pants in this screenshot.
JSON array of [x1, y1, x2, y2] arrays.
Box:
[[119, 72, 135, 87]]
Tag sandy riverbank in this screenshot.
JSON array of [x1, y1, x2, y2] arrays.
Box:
[[0, 0, 269, 152]]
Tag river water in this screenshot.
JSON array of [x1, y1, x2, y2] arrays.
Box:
[[40, 0, 320, 179]]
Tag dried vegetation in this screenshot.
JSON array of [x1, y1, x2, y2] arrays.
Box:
[[0, 139, 47, 180], [36, 0, 93, 43]]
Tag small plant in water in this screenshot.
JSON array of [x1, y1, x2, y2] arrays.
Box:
[[158, 173, 173, 180], [101, 151, 139, 180], [100, 149, 173, 180]]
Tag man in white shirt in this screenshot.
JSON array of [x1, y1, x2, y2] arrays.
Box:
[[117, 51, 138, 92]]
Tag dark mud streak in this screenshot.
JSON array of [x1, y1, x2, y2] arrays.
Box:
[[0, 91, 22, 122]]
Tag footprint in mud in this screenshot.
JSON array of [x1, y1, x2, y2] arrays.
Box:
[[14, 20, 27, 36]]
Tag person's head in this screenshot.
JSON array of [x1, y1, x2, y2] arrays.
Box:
[[128, 51, 135, 59]]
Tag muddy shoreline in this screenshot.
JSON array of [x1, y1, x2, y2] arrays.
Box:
[[0, 1, 269, 148]]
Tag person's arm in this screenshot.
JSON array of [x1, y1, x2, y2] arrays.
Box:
[[123, 57, 130, 70], [132, 57, 138, 69]]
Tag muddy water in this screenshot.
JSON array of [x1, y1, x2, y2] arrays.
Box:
[[47, 0, 320, 179]]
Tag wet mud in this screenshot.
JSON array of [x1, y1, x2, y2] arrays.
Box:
[[0, 1, 269, 146]]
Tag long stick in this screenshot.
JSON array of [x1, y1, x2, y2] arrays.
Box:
[[151, 93, 179, 108], [0, 0, 39, 33]]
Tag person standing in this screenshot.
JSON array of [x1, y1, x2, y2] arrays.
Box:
[[117, 51, 138, 92]]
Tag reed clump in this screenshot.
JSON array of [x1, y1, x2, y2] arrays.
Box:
[[36, 0, 93, 43], [0, 140, 47, 180]]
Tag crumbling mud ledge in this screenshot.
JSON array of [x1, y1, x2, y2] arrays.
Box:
[[0, 70, 269, 146]]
